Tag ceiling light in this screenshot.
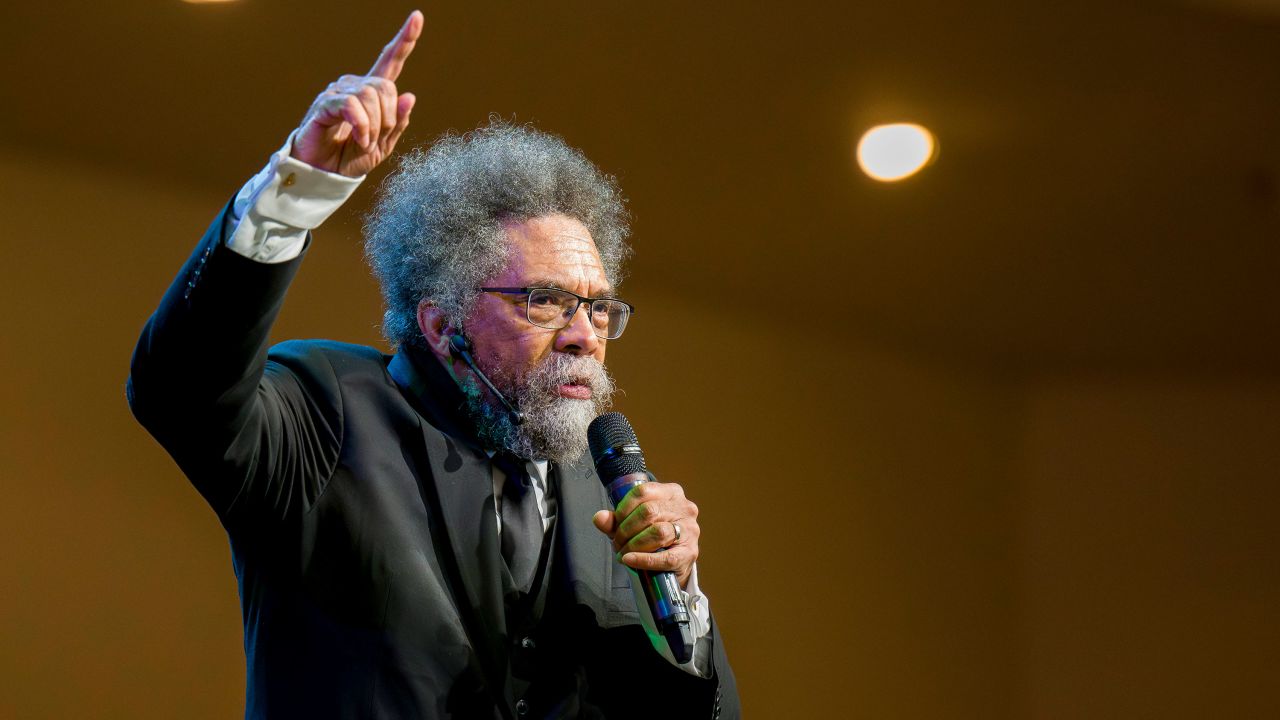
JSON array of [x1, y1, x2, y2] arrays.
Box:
[[857, 123, 936, 182]]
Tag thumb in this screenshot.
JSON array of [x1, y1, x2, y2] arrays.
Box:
[[592, 510, 615, 535]]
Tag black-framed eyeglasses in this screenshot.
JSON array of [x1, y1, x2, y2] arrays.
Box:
[[478, 287, 636, 340]]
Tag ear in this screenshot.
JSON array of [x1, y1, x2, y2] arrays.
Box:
[[416, 299, 454, 362]]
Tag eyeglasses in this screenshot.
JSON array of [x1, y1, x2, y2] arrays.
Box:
[[478, 287, 635, 339]]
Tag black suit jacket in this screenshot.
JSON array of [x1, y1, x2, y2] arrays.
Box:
[[127, 201, 739, 718]]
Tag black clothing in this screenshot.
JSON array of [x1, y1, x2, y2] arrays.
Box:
[[127, 201, 738, 718]]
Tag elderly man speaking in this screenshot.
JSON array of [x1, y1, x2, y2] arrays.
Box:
[[127, 10, 738, 720]]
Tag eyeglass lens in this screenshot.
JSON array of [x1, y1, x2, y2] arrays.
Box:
[[527, 289, 629, 338]]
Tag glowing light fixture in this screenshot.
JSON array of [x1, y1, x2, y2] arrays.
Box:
[[857, 123, 936, 182]]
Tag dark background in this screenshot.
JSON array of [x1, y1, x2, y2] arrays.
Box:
[[2, 1, 1278, 717]]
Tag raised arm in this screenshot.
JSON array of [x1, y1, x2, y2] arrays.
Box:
[[126, 11, 423, 523]]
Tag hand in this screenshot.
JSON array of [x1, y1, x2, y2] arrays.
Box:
[[292, 10, 423, 177], [592, 481, 701, 589]]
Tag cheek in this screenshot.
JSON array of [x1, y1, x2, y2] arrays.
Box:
[[486, 330, 558, 374]]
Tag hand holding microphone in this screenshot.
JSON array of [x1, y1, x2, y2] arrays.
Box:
[[591, 474, 701, 587], [589, 413, 702, 663]]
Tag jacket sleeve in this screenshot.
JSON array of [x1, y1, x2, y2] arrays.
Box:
[[126, 199, 343, 527], [706, 615, 740, 718], [663, 614, 740, 719]]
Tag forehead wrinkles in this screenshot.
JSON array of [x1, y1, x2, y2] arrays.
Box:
[[547, 236, 607, 292], [516, 233, 606, 283], [545, 232, 603, 264], [497, 215, 610, 292]]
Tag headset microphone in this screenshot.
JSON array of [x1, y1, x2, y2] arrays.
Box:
[[447, 332, 472, 355], [447, 333, 525, 425]]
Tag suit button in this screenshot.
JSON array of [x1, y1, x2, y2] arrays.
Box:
[[520, 637, 535, 650], [515, 698, 528, 715]]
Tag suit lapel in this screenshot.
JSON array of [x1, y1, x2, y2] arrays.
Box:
[[419, 423, 508, 640], [555, 455, 640, 628], [389, 351, 510, 697]]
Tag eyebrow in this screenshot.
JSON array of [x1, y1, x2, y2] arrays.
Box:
[[524, 279, 617, 298]]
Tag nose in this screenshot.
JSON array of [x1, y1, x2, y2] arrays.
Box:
[[554, 301, 602, 356]]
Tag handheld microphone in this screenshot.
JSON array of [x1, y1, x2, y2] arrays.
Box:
[[587, 412, 694, 664], [447, 333, 525, 425]]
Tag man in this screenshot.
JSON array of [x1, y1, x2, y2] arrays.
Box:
[[127, 10, 737, 719]]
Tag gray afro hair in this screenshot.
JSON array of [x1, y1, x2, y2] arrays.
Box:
[[363, 118, 631, 349]]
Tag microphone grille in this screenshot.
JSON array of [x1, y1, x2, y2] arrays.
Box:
[[588, 412, 647, 480]]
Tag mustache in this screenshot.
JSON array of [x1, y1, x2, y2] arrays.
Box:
[[526, 353, 613, 397]]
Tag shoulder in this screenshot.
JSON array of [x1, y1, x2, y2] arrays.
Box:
[[269, 339, 388, 371], [265, 339, 391, 391]]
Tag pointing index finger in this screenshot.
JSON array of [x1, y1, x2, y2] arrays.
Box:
[[369, 10, 423, 81]]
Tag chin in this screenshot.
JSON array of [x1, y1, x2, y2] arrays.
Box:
[[516, 395, 598, 463]]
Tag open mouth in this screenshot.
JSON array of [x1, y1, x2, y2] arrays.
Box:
[[557, 380, 593, 399]]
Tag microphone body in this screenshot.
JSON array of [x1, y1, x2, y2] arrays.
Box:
[[588, 413, 694, 664]]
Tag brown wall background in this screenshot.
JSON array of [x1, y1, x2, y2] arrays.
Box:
[[3, 1, 1278, 718], [1017, 378, 1280, 718]]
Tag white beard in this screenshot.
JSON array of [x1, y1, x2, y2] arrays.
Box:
[[463, 352, 616, 463]]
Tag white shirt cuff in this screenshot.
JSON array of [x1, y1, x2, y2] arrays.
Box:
[[225, 132, 365, 263], [629, 562, 714, 677], [683, 562, 712, 638]]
